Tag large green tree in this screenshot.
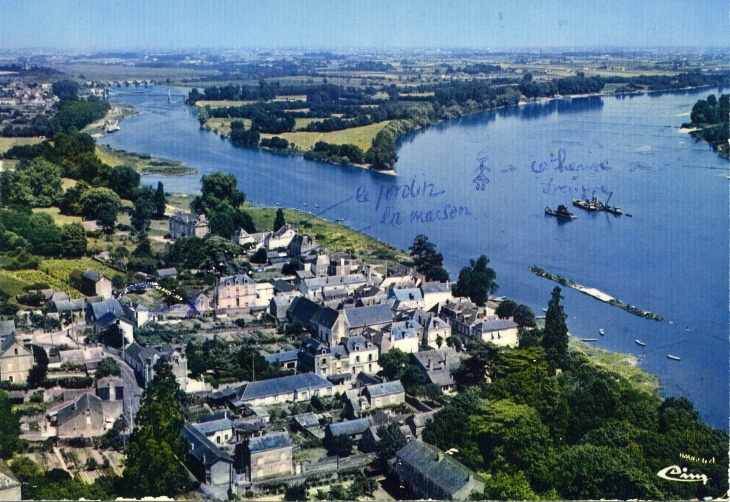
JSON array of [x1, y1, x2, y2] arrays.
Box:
[[0, 390, 20, 458], [273, 208, 286, 232], [375, 422, 408, 468], [451, 255, 498, 306], [408, 234, 449, 282], [79, 187, 121, 233], [122, 360, 189, 498], [60, 222, 87, 257], [153, 182, 166, 218], [377, 348, 410, 381], [108, 164, 140, 200], [541, 287, 570, 371], [190, 172, 246, 216]]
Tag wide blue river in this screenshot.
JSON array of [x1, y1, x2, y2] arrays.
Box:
[[103, 86, 729, 430]]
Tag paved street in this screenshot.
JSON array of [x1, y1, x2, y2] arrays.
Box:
[[107, 352, 143, 430]]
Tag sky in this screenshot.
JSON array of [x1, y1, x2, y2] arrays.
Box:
[[0, 0, 727, 52]]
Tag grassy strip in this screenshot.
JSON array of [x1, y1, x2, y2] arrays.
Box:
[[246, 205, 410, 266], [569, 338, 660, 395], [0, 137, 45, 154], [96, 145, 198, 176], [530, 266, 664, 321]]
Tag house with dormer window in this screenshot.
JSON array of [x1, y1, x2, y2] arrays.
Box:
[[343, 335, 380, 375]]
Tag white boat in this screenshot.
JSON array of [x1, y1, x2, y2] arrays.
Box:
[[275, 202, 281, 206], [599, 329, 605, 336], [314, 204, 320, 208], [542, 308, 548, 313], [635, 340, 645, 346], [303, 203, 308, 206], [667, 354, 681, 361]]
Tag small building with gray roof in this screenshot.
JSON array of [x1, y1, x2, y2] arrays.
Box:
[[239, 432, 293, 482], [182, 423, 233, 486], [238, 373, 333, 406], [56, 393, 105, 438], [392, 439, 485, 500]]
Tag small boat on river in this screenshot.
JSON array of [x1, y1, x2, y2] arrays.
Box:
[[545, 204, 576, 219], [667, 354, 681, 361], [635, 340, 645, 346], [599, 329, 605, 336], [573, 197, 599, 211]]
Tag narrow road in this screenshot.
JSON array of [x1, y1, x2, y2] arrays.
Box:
[[107, 352, 142, 431]]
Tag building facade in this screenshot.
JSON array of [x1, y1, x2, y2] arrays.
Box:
[[169, 211, 209, 239], [0, 334, 33, 384]]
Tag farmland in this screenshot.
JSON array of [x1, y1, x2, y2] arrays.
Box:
[[260, 120, 391, 152]]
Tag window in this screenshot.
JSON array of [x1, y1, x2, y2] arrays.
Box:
[[369, 364, 372, 372], [14, 348, 18, 355], [368, 354, 373, 362], [217, 436, 221, 444], [356, 356, 360, 363], [225, 434, 229, 440], [7, 376, 12, 383]]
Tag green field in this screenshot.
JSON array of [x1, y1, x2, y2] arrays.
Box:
[[32, 207, 83, 226], [260, 120, 391, 151], [0, 271, 31, 297], [39, 258, 119, 283], [96, 145, 197, 176], [0, 137, 44, 154], [202, 118, 251, 136]]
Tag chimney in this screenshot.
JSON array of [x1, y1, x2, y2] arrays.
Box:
[[171, 337, 177, 345]]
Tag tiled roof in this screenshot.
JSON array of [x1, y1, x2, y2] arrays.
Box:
[[240, 373, 332, 402], [56, 393, 103, 426], [192, 417, 233, 435], [293, 412, 320, 429], [343, 335, 373, 354], [474, 319, 518, 331], [247, 432, 292, 452], [182, 423, 233, 465], [287, 296, 320, 324], [82, 270, 104, 282], [0, 459, 20, 489], [410, 411, 436, 428], [366, 380, 404, 398], [220, 274, 255, 286], [53, 298, 86, 312], [311, 305, 341, 329], [396, 440, 480, 497], [265, 350, 299, 364], [389, 288, 423, 302], [327, 418, 371, 437], [420, 282, 452, 294], [89, 298, 124, 321], [0, 320, 15, 338], [344, 304, 393, 328], [156, 268, 178, 277]]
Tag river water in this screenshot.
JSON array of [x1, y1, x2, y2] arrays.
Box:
[[102, 86, 729, 430]]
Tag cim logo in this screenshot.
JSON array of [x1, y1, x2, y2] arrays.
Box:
[[657, 465, 709, 485]]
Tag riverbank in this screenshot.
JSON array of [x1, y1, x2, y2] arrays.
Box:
[[82, 101, 137, 137], [530, 266, 664, 321], [96, 145, 198, 176]]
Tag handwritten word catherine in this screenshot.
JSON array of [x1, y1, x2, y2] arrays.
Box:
[[531, 149, 611, 174]]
